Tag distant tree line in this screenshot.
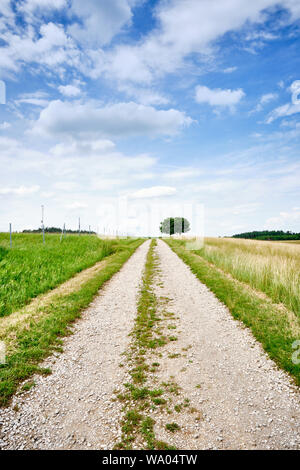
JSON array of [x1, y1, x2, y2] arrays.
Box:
[[23, 227, 96, 235], [232, 230, 300, 240]]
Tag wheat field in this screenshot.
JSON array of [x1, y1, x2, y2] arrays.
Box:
[[193, 237, 300, 317]]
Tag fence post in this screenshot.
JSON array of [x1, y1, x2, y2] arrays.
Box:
[[41, 205, 45, 244]]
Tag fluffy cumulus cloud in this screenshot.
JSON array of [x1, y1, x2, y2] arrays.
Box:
[[101, 0, 300, 84], [0, 21, 79, 75], [68, 0, 136, 47], [195, 85, 245, 109], [1, 0, 300, 81], [32, 100, 193, 139], [58, 84, 81, 97], [267, 80, 300, 122]]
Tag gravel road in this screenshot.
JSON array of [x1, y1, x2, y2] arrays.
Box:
[[0, 238, 299, 450], [0, 240, 150, 450]]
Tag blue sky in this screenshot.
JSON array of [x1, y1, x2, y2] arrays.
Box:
[[0, 0, 300, 236]]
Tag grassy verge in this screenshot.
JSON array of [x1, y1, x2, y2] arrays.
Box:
[[0, 233, 121, 318], [0, 239, 144, 406], [165, 239, 300, 386]]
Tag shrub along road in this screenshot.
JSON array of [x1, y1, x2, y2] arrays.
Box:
[[0, 239, 299, 450]]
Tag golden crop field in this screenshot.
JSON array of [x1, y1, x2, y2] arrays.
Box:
[[196, 237, 300, 317]]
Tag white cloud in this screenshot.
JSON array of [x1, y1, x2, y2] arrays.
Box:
[[267, 80, 300, 122], [265, 208, 300, 228], [195, 85, 245, 108], [0, 21, 79, 76], [261, 93, 278, 104], [68, 0, 134, 47], [1, 0, 300, 83], [245, 31, 278, 41], [58, 84, 81, 97], [223, 66, 237, 73], [17, 98, 49, 107], [32, 100, 193, 139], [250, 92, 278, 113], [15, 91, 49, 107], [102, 0, 300, 84], [118, 84, 169, 106], [131, 186, 177, 199], [0, 185, 40, 195], [48, 138, 156, 176], [18, 0, 66, 13]]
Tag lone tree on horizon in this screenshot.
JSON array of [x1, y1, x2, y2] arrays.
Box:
[[160, 217, 190, 236]]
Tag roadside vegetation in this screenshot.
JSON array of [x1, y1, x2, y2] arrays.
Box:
[[0, 233, 117, 318], [0, 236, 143, 406], [165, 237, 300, 386]]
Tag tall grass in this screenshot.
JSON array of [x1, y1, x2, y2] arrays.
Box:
[[0, 233, 118, 318], [195, 237, 300, 317]]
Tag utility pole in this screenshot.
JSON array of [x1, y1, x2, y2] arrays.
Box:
[[9, 223, 12, 248], [78, 217, 81, 236], [41, 205, 45, 244], [89, 225, 91, 235], [63, 223, 66, 238]]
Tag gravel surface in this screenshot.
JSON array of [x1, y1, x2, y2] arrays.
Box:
[[0, 237, 299, 450], [0, 240, 150, 450], [150, 240, 300, 450]]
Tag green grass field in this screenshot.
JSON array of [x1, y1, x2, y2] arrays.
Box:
[[0, 233, 125, 318]]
